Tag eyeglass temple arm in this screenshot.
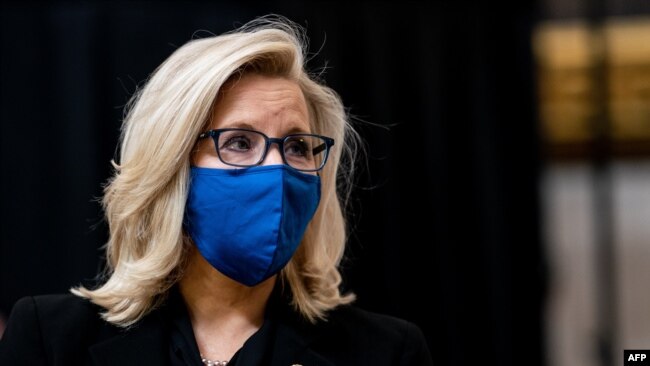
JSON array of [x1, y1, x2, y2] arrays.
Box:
[[312, 137, 334, 155], [312, 143, 326, 155]]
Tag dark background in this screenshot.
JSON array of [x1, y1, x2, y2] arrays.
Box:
[[0, 2, 545, 365]]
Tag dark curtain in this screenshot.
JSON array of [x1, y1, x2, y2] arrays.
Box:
[[0, 2, 545, 365]]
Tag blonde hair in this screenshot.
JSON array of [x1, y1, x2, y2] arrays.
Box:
[[71, 16, 359, 327]]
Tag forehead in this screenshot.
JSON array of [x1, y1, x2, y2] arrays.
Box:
[[210, 74, 310, 134]]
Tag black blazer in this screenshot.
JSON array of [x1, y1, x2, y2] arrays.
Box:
[[0, 294, 433, 365]]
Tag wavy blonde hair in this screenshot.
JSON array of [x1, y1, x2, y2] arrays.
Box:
[[72, 16, 358, 327]]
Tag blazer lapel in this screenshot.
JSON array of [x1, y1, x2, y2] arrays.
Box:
[[269, 317, 336, 366], [88, 314, 169, 366]]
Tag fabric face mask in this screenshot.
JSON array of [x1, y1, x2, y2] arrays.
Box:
[[184, 165, 321, 286]]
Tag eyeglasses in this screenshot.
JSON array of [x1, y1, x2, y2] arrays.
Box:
[[197, 128, 335, 172]]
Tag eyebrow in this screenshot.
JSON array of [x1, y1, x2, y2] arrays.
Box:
[[219, 121, 311, 135]]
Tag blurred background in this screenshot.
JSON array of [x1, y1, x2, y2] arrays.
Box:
[[0, 1, 649, 366]]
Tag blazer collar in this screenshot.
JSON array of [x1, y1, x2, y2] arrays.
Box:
[[268, 303, 336, 366], [88, 311, 169, 365], [86, 292, 336, 366], [269, 324, 336, 366]]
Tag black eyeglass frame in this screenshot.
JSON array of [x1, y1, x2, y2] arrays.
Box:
[[197, 128, 335, 172]]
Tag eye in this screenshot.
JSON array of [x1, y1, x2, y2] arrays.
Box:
[[221, 135, 251, 152], [285, 138, 311, 157]]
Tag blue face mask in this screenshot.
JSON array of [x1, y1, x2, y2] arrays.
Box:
[[184, 165, 321, 286]]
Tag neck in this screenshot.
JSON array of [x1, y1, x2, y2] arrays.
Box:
[[179, 247, 276, 360]]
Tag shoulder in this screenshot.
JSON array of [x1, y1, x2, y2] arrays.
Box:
[[308, 305, 433, 365], [21, 293, 99, 318], [326, 304, 422, 339], [10, 294, 103, 333], [0, 294, 117, 365]]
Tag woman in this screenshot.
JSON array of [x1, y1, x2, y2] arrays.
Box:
[[0, 16, 432, 365]]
